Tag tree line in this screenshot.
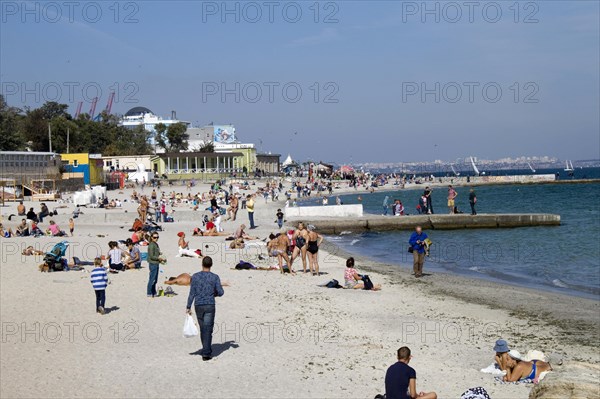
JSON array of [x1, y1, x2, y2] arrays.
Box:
[[0, 96, 192, 155]]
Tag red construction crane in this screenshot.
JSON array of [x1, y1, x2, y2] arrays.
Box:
[[89, 97, 98, 119], [74, 101, 83, 118], [105, 91, 115, 114]]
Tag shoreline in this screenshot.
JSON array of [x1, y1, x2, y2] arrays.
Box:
[[321, 237, 600, 351]]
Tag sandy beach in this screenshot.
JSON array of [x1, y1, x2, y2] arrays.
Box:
[[1, 181, 598, 398]]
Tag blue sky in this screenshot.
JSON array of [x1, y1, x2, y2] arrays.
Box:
[[1, 1, 598, 163]]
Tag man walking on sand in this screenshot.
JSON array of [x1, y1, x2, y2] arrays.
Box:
[[186, 256, 224, 361], [447, 185, 457, 214], [385, 346, 437, 399], [408, 226, 428, 278]]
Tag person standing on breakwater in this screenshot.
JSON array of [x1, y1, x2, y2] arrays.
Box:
[[424, 186, 433, 214], [469, 188, 477, 215], [408, 226, 428, 278], [382, 195, 390, 216], [447, 185, 457, 214]]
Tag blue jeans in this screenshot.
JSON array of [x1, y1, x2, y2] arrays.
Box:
[[248, 211, 255, 228], [277, 218, 283, 228], [383, 205, 388, 215], [94, 290, 105, 310], [147, 263, 159, 296], [195, 304, 216, 357]]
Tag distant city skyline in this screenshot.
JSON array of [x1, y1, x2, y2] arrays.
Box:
[[1, 1, 598, 162]]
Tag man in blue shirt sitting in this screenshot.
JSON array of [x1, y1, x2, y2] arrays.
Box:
[[186, 256, 224, 361], [408, 226, 428, 278], [385, 346, 437, 399]]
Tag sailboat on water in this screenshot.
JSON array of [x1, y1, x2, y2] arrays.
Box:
[[564, 160, 574, 172], [450, 164, 460, 176], [470, 156, 483, 176]]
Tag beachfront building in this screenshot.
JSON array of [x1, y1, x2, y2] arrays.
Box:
[[0, 151, 62, 186], [256, 153, 281, 176], [152, 151, 245, 181], [61, 153, 104, 185], [119, 107, 190, 151], [100, 155, 158, 173]]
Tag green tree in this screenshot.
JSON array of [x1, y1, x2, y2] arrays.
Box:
[[166, 122, 189, 152], [0, 95, 26, 150], [155, 122, 189, 152], [198, 142, 215, 153]]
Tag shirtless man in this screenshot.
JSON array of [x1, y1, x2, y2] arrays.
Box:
[[227, 195, 239, 221], [232, 224, 257, 241]]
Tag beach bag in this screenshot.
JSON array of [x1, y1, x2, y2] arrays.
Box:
[[361, 275, 374, 290], [408, 246, 414, 253], [183, 315, 199, 338], [325, 279, 342, 289]]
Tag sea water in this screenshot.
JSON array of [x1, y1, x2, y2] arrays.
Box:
[[302, 171, 600, 299]]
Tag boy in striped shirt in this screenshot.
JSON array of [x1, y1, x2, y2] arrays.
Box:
[[90, 258, 108, 314]]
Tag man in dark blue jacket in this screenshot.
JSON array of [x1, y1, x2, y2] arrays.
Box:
[[408, 226, 428, 278], [186, 256, 224, 361]]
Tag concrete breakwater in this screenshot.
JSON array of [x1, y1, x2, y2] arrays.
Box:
[[291, 213, 560, 234]]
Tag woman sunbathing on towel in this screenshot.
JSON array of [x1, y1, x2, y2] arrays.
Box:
[[193, 217, 229, 237], [165, 272, 230, 287], [503, 350, 552, 382]]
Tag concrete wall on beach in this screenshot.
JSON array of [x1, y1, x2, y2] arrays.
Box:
[[293, 213, 560, 234], [285, 204, 363, 218]]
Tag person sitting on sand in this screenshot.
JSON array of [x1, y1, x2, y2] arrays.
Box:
[[344, 257, 381, 290], [125, 239, 142, 269], [268, 233, 294, 274], [131, 218, 143, 232], [15, 219, 30, 237], [494, 339, 511, 372], [107, 241, 127, 271], [385, 346, 437, 399], [26, 207, 38, 223], [231, 224, 256, 241], [17, 201, 26, 216], [503, 350, 552, 382], [177, 232, 202, 258], [47, 220, 66, 237]]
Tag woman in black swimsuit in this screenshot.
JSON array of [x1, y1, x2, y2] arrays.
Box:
[[306, 226, 323, 276], [291, 222, 309, 273]]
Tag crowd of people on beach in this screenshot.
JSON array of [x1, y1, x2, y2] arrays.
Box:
[[1, 173, 552, 398]]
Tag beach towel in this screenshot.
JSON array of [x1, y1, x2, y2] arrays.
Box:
[[461, 387, 491, 399]]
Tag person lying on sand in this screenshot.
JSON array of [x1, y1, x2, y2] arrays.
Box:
[[344, 257, 381, 290], [503, 350, 552, 382], [165, 272, 230, 287], [193, 216, 229, 237], [22, 246, 45, 256], [494, 339, 511, 372]]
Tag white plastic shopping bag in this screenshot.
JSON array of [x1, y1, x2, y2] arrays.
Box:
[[183, 314, 199, 338]]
